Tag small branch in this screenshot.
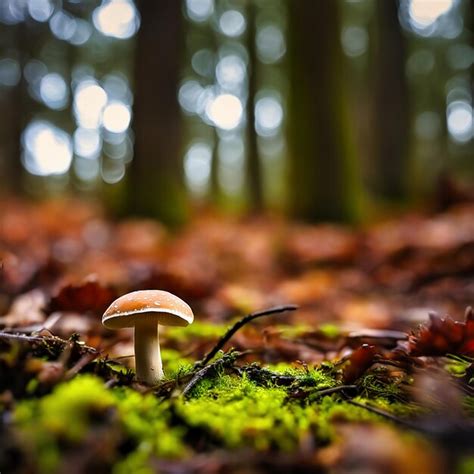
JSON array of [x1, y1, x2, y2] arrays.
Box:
[[182, 351, 244, 397], [347, 399, 417, 429], [0, 331, 98, 355], [312, 385, 357, 397], [0, 332, 52, 344], [196, 304, 298, 368], [65, 351, 100, 379], [181, 364, 216, 397]]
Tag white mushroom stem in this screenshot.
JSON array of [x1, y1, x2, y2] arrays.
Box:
[[134, 322, 163, 384]]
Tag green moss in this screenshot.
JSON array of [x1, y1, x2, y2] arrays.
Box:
[[164, 322, 226, 343], [10, 359, 436, 472], [176, 374, 319, 450], [294, 368, 336, 388], [266, 324, 312, 339], [357, 369, 409, 402], [14, 375, 116, 472], [313, 396, 379, 440], [318, 324, 341, 339], [355, 396, 424, 418], [445, 355, 473, 381], [161, 348, 193, 377], [175, 368, 405, 451], [15, 375, 116, 443], [115, 389, 186, 456], [264, 363, 336, 387], [265, 361, 301, 373], [164, 322, 341, 347], [458, 456, 474, 474], [14, 375, 186, 473]]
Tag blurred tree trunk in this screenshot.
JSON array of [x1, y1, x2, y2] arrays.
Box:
[[126, 0, 187, 225], [471, 0, 473, 110], [0, 78, 23, 195], [245, 1, 263, 211], [0, 24, 26, 195], [287, 0, 363, 222], [370, 0, 410, 201], [209, 25, 222, 205], [209, 128, 221, 202]]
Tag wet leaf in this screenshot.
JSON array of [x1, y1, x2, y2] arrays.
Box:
[[47, 276, 117, 315]]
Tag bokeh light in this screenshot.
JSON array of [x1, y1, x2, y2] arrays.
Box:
[[405, 0, 457, 37], [207, 94, 243, 130], [49, 10, 77, 41], [74, 128, 102, 159], [93, 0, 140, 40], [74, 156, 100, 182], [256, 25, 286, 64], [341, 26, 368, 58], [184, 142, 212, 195], [27, 0, 54, 23], [22, 120, 72, 176], [102, 101, 131, 133], [219, 10, 246, 37], [218, 135, 244, 195], [0, 0, 27, 24], [24, 60, 47, 84], [0, 58, 21, 87], [216, 55, 246, 90], [179, 80, 204, 114], [101, 158, 126, 184], [103, 134, 132, 161], [74, 80, 108, 129], [185, 0, 214, 23], [255, 96, 283, 137], [192, 49, 215, 78], [69, 20, 93, 45], [39, 73, 68, 110], [102, 74, 132, 104], [447, 101, 473, 143], [408, 0, 454, 28]]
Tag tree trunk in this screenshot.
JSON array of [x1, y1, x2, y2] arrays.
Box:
[[245, 1, 263, 212], [287, 0, 363, 222], [371, 0, 410, 201], [0, 23, 26, 195], [470, 0, 473, 124], [126, 0, 187, 225]]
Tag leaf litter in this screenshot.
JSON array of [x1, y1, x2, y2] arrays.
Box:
[[0, 199, 473, 473]]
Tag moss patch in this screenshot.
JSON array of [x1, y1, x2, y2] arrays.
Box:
[[13, 375, 186, 473]]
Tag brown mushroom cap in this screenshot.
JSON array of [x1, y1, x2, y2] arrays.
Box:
[[102, 290, 194, 329]]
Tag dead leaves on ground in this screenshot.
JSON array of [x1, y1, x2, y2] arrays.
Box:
[[1, 199, 473, 387], [407, 307, 474, 357], [46, 277, 117, 315]]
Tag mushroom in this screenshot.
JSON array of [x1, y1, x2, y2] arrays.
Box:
[[102, 290, 194, 384]]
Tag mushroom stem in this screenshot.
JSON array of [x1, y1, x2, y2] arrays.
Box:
[[134, 322, 163, 384]]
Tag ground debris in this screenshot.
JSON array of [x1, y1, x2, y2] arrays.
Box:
[[1, 199, 474, 473]]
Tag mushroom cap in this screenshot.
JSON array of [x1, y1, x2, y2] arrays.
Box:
[[102, 290, 194, 329]]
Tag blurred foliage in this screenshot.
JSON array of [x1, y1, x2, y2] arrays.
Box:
[[0, 0, 471, 222]]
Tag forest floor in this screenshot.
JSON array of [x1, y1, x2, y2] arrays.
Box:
[[0, 198, 473, 474]]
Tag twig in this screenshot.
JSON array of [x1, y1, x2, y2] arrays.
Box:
[[196, 304, 298, 368], [346, 399, 417, 428], [0, 331, 98, 355], [65, 351, 101, 379], [242, 365, 296, 386], [182, 350, 245, 397], [312, 385, 357, 397], [0, 332, 52, 343]]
